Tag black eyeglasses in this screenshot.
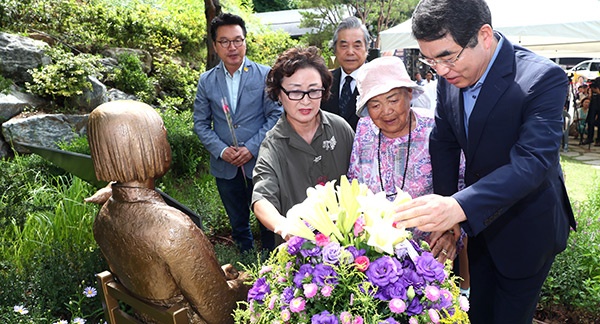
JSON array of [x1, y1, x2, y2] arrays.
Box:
[[418, 33, 477, 68], [281, 87, 325, 101], [216, 38, 245, 48]]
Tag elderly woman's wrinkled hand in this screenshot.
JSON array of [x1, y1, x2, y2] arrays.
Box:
[[429, 230, 457, 264]]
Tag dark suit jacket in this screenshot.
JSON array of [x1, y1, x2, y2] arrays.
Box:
[[430, 35, 576, 279], [321, 67, 359, 130]]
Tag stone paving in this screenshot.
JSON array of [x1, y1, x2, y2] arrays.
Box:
[[560, 137, 600, 169]]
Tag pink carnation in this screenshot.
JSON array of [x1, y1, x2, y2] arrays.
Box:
[[352, 315, 364, 324], [459, 295, 470, 311], [281, 308, 291, 321], [389, 298, 406, 313], [315, 233, 330, 246], [424, 285, 441, 302], [353, 217, 365, 236], [303, 283, 318, 298], [428, 308, 440, 323], [321, 285, 333, 297], [354, 255, 370, 272], [289, 297, 306, 313]]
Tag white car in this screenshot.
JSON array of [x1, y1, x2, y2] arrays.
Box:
[[566, 59, 600, 82]]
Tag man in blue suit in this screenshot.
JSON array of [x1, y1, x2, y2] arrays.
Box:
[[193, 13, 282, 253], [393, 0, 576, 323]]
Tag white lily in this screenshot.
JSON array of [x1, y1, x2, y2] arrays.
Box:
[[285, 203, 316, 240], [337, 176, 371, 234]]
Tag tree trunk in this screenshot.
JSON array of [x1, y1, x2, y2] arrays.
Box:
[[205, 0, 222, 70]]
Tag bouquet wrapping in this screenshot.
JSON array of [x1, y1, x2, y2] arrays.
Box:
[[234, 176, 469, 324]]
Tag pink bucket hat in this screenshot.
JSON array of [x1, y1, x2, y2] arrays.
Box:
[[355, 56, 424, 117]]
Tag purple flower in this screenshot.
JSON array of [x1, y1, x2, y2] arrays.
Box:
[[346, 246, 365, 259], [365, 256, 403, 287], [384, 280, 408, 300], [434, 288, 453, 310], [406, 296, 424, 316], [293, 264, 314, 287], [378, 318, 399, 324], [400, 268, 425, 290], [311, 310, 339, 324], [287, 236, 307, 255], [281, 287, 295, 304], [415, 252, 446, 282], [301, 244, 322, 259], [312, 264, 338, 286], [248, 277, 270, 302], [322, 241, 342, 264]]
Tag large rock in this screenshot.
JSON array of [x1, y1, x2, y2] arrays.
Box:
[[101, 48, 153, 74], [66, 76, 108, 112], [0, 85, 47, 123], [0, 32, 51, 84], [2, 114, 88, 154]]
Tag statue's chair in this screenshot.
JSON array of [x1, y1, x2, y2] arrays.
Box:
[[96, 271, 188, 324]]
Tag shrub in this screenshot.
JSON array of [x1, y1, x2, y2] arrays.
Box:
[[106, 53, 155, 104], [154, 59, 200, 111], [26, 46, 104, 106], [0, 75, 12, 95], [539, 186, 600, 321]]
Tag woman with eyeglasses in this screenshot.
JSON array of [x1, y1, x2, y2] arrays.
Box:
[[251, 46, 355, 242]]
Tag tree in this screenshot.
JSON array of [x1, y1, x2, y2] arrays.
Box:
[[252, 0, 298, 12], [205, 0, 222, 69], [296, 0, 418, 50]]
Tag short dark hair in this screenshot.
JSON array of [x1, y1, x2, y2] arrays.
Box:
[[210, 13, 247, 42], [412, 0, 491, 48], [266, 46, 333, 102]]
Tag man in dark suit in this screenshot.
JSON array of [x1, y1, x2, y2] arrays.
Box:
[[320, 16, 370, 130], [392, 0, 576, 323]]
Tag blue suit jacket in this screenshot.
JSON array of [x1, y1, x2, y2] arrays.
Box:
[[193, 58, 282, 179], [430, 35, 576, 278]]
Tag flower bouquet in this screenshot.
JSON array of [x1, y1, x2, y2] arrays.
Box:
[[234, 176, 469, 324]]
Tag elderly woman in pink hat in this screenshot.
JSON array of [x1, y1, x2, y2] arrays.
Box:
[[347, 56, 463, 265]]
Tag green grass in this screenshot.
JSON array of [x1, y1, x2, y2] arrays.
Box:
[[560, 156, 600, 203]]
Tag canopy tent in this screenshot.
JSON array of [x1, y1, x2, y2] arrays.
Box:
[[379, 0, 600, 58]]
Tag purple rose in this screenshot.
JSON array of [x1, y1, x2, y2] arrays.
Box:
[[415, 252, 446, 282], [406, 296, 424, 316], [311, 310, 339, 324], [366, 256, 403, 287], [385, 280, 408, 300], [281, 286, 295, 304], [301, 244, 322, 259], [312, 264, 338, 286], [378, 318, 399, 324], [248, 277, 270, 303], [322, 241, 342, 264], [287, 236, 307, 255], [346, 246, 366, 259], [293, 264, 314, 287], [399, 269, 425, 291]]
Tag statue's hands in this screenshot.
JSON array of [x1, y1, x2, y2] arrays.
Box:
[[221, 264, 240, 280], [84, 182, 114, 204]]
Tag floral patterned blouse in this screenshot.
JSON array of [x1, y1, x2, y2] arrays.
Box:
[[347, 108, 435, 199]]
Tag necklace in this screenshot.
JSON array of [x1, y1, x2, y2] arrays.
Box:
[[378, 110, 412, 198]]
